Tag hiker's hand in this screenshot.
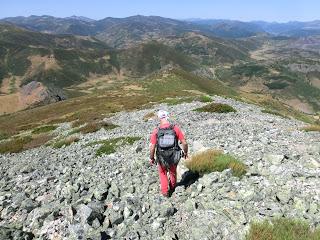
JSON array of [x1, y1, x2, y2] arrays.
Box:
[[184, 153, 188, 159], [149, 158, 155, 165]]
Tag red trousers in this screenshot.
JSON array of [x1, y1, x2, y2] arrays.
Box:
[[158, 164, 177, 195]]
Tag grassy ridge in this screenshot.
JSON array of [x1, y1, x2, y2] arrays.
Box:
[[118, 41, 198, 76], [144, 68, 237, 97], [0, 68, 237, 137], [172, 34, 250, 65]]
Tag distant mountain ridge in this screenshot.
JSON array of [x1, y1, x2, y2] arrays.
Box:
[[0, 15, 319, 115], [190, 19, 320, 37], [2, 15, 320, 44]]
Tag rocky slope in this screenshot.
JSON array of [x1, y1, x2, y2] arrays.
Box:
[[0, 96, 319, 239]]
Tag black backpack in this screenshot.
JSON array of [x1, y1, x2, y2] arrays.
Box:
[[156, 124, 181, 168]]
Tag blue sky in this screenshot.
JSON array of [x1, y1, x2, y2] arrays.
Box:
[[2, 0, 319, 22]]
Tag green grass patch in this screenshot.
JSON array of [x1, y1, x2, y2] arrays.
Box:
[[194, 103, 236, 113], [246, 218, 320, 240], [89, 136, 141, 156], [70, 122, 118, 135], [199, 95, 212, 103], [52, 136, 80, 149], [32, 125, 57, 134], [185, 149, 246, 177]]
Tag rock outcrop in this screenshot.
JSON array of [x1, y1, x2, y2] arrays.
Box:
[[19, 81, 66, 107], [0, 81, 67, 115], [0, 96, 319, 239]]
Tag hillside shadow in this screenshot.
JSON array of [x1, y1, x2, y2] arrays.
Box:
[[176, 170, 200, 188]]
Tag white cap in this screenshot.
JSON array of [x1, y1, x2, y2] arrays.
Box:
[[157, 110, 169, 120]]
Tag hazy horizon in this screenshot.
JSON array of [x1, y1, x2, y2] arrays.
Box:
[[2, 14, 320, 24], [2, 0, 320, 23]]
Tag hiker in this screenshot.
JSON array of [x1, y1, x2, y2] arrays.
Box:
[[149, 110, 188, 197]]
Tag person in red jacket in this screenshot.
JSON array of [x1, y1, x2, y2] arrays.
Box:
[[149, 110, 188, 197]]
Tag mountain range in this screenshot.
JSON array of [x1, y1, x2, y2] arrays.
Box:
[[0, 14, 320, 240], [0, 15, 319, 117], [3, 15, 320, 41]]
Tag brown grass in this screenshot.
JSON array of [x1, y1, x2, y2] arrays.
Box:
[[0, 69, 213, 138], [185, 149, 246, 177], [71, 120, 84, 128], [143, 112, 156, 122], [0, 93, 156, 137], [186, 149, 223, 170], [24, 134, 54, 149], [261, 109, 288, 118], [52, 136, 80, 148], [0, 133, 55, 154], [70, 121, 118, 134], [301, 125, 320, 132], [0, 136, 32, 154]]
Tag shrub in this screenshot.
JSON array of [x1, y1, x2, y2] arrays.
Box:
[[90, 136, 141, 156], [32, 125, 57, 134], [264, 81, 289, 90], [194, 103, 236, 113], [301, 125, 320, 132], [199, 95, 212, 103], [185, 149, 246, 177], [70, 122, 118, 135], [52, 136, 80, 149], [246, 218, 320, 240]]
